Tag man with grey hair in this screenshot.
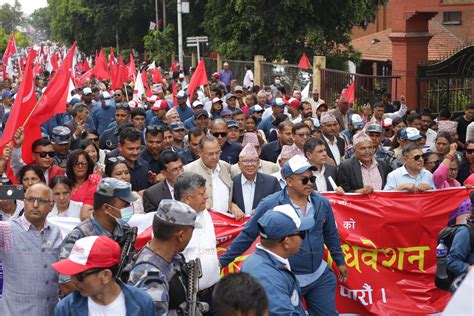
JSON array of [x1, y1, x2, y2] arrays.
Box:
[[174, 172, 220, 313], [184, 135, 244, 219], [0, 183, 62, 315]]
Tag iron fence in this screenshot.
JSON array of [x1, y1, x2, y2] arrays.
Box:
[[260, 62, 311, 92], [418, 78, 472, 113]]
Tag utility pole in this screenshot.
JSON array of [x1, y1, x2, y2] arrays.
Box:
[[177, 0, 183, 66], [155, 0, 159, 30], [162, 0, 166, 28]]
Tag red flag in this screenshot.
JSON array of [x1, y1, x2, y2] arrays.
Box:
[[108, 48, 117, 82], [111, 55, 128, 90], [33, 62, 41, 76], [83, 58, 91, 72], [21, 43, 77, 163], [172, 80, 177, 105], [151, 68, 163, 83], [128, 53, 136, 81], [186, 58, 208, 102], [92, 49, 109, 80], [141, 70, 152, 97], [77, 68, 93, 87], [2, 33, 17, 79], [50, 52, 59, 72], [342, 81, 355, 103], [298, 52, 311, 70], [170, 60, 178, 72]]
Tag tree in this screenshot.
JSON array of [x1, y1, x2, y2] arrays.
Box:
[[143, 25, 175, 65], [202, 0, 386, 68], [30, 7, 52, 40], [0, 28, 31, 52], [0, 0, 24, 34]]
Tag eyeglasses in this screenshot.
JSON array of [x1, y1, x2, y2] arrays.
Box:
[[114, 94, 123, 98], [240, 158, 259, 165], [34, 151, 56, 158], [74, 161, 88, 168], [298, 176, 316, 185], [466, 149, 474, 155], [295, 132, 310, 138], [107, 156, 126, 163], [147, 125, 164, 133], [412, 155, 423, 161], [73, 268, 104, 282], [280, 231, 306, 242], [24, 197, 52, 205], [167, 165, 184, 174], [212, 132, 228, 138], [203, 150, 222, 158], [448, 168, 459, 173]]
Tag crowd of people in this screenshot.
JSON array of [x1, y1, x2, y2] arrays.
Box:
[[0, 61, 473, 315]]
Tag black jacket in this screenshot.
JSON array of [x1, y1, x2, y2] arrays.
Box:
[[338, 156, 391, 192]]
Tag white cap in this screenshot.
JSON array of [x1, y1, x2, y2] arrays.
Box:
[[83, 87, 92, 95]]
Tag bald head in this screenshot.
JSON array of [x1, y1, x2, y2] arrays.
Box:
[[26, 183, 53, 200], [24, 183, 54, 229]]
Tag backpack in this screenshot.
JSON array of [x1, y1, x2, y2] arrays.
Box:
[[435, 222, 474, 291]]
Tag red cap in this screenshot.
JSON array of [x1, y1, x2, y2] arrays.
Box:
[[286, 97, 300, 108], [52, 236, 120, 275], [151, 99, 169, 110], [212, 72, 220, 79]]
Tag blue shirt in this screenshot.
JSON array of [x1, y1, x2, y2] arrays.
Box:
[[258, 115, 276, 139], [176, 105, 194, 122], [220, 140, 242, 164], [383, 166, 435, 191], [447, 226, 474, 276], [92, 105, 116, 134], [219, 69, 233, 86], [99, 126, 119, 150], [128, 158, 151, 191], [184, 116, 196, 130]]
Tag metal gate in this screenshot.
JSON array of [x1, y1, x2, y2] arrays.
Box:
[[417, 45, 474, 113]]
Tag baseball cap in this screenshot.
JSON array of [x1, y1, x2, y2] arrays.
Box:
[[382, 118, 393, 128], [401, 127, 422, 141], [235, 85, 243, 92], [155, 199, 202, 228], [226, 93, 237, 100], [192, 100, 204, 108], [83, 87, 92, 95], [365, 123, 382, 134], [95, 178, 140, 203], [272, 98, 286, 108], [2, 91, 12, 98], [349, 114, 363, 128], [286, 97, 300, 108], [281, 155, 317, 178], [315, 103, 328, 112], [194, 109, 209, 119], [220, 109, 233, 117], [227, 120, 239, 129], [212, 72, 220, 79], [176, 91, 187, 99], [257, 204, 314, 240], [101, 91, 112, 99], [212, 97, 222, 104], [52, 126, 72, 144], [151, 99, 169, 111], [147, 95, 159, 103], [51, 236, 120, 275], [169, 121, 185, 131], [179, 73, 185, 79]]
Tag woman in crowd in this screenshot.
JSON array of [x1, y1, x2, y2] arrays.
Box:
[[423, 152, 440, 173], [81, 128, 106, 163], [433, 143, 461, 189], [66, 149, 102, 220], [267, 114, 289, 142], [18, 165, 45, 190], [104, 156, 144, 214], [457, 140, 474, 184], [48, 176, 82, 218], [80, 139, 104, 175], [435, 131, 454, 159], [246, 115, 267, 145]]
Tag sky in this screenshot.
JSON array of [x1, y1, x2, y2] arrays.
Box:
[[1, 0, 48, 15]]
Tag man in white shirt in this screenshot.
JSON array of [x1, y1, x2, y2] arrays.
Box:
[[305, 88, 325, 119], [174, 171, 220, 314], [319, 113, 345, 165]]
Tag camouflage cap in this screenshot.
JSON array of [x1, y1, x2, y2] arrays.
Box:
[[95, 177, 140, 203], [155, 199, 202, 228]]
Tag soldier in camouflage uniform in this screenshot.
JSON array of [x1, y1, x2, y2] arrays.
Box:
[[51, 126, 72, 168], [58, 177, 140, 296], [128, 199, 201, 315], [345, 123, 402, 170]]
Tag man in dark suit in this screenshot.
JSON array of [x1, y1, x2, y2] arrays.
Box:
[[232, 144, 281, 215], [142, 150, 184, 213], [332, 96, 354, 131], [319, 112, 345, 165], [260, 121, 294, 163], [304, 137, 340, 192], [338, 131, 392, 193]]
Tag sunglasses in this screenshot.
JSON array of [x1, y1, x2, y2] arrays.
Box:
[[280, 231, 306, 242], [300, 176, 316, 185], [412, 155, 423, 161], [147, 125, 163, 133], [73, 268, 104, 282], [34, 151, 56, 158], [212, 132, 228, 138], [466, 149, 474, 155], [107, 156, 126, 163]]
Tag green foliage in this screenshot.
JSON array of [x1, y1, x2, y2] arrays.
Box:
[[143, 25, 175, 65], [0, 28, 31, 52], [30, 7, 52, 39], [202, 0, 386, 64], [0, 0, 24, 34]]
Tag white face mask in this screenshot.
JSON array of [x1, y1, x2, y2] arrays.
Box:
[[107, 204, 134, 226]]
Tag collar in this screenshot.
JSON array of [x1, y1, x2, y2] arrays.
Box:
[[359, 157, 378, 168], [165, 180, 174, 193], [313, 164, 326, 176], [199, 158, 220, 173], [241, 173, 257, 185], [400, 165, 425, 177], [322, 134, 336, 145], [19, 214, 50, 232], [256, 244, 291, 271]]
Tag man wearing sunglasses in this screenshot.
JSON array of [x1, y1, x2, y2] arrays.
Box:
[[211, 119, 242, 164], [0, 183, 62, 315], [10, 127, 65, 185], [242, 204, 314, 315], [52, 236, 155, 315], [221, 155, 347, 315], [384, 143, 435, 191]]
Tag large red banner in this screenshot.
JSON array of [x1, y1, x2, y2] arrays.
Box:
[[136, 188, 470, 314]]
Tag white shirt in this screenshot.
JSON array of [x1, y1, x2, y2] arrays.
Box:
[[271, 171, 286, 189], [182, 210, 220, 290], [305, 97, 325, 118], [322, 135, 341, 165], [0, 200, 24, 221], [425, 128, 437, 147], [241, 175, 256, 215], [212, 164, 230, 212], [49, 200, 82, 218], [291, 114, 302, 124], [243, 69, 254, 89], [166, 180, 175, 199], [313, 166, 327, 192], [256, 244, 291, 271], [88, 290, 126, 316]]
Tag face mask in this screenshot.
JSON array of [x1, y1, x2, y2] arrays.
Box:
[[274, 79, 281, 85], [107, 204, 134, 225], [105, 100, 114, 107]]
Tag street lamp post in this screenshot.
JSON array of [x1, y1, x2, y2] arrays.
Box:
[[177, 0, 183, 66]]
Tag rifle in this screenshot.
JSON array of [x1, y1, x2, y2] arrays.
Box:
[[183, 258, 208, 316], [116, 226, 137, 281]]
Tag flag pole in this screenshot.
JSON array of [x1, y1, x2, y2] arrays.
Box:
[[123, 83, 129, 100], [21, 94, 45, 128]]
